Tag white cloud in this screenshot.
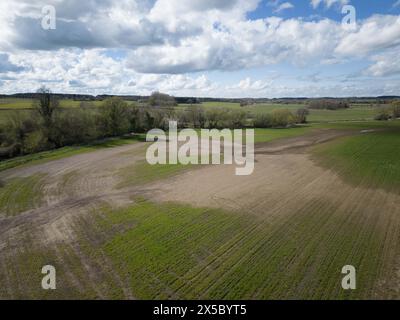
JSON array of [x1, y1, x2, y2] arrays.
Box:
[[0, 0, 399, 97], [335, 15, 400, 56], [310, 0, 349, 9], [1, 47, 399, 98], [267, 1, 294, 13], [127, 17, 345, 73], [0, 53, 25, 73], [365, 49, 400, 77], [274, 2, 294, 13]]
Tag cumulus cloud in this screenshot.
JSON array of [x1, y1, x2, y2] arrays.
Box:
[[2, 0, 201, 51], [127, 17, 345, 73], [0, 0, 399, 97], [335, 15, 400, 56], [1, 0, 398, 74], [1, 0, 255, 51], [365, 49, 400, 77], [0, 47, 399, 98], [0, 53, 24, 73]]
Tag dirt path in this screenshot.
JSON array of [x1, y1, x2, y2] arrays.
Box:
[[255, 128, 354, 155]]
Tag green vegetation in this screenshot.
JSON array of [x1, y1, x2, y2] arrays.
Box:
[[1, 197, 386, 299], [307, 99, 350, 110], [0, 240, 100, 299], [0, 98, 103, 109], [178, 101, 242, 110], [148, 91, 177, 107], [87, 199, 383, 299], [375, 101, 400, 121], [313, 126, 400, 192], [0, 174, 45, 216], [179, 102, 377, 123], [0, 92, 151, 161], [313, 120, 400, 131], [308, 106, 376, 122], [0, 97, 388, 126]]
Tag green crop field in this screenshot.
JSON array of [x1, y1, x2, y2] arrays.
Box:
[[0, 98, 119, 123], [1, 196, 388, 299], [94, 199, 384, 299], [308, 106, 376, 123], [313, 123, 400, 192], [0, 98, 33, 109], [0, 98, 104, 110]]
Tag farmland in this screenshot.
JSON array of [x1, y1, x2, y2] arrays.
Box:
[[1, 109, 400, 299], [179, 101, 378, 122], [0, 98, 381, 124], [0, 98, 104, 109]]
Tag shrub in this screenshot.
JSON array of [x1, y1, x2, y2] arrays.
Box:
[[23, 130, 48, 154], [240, 99, 255, 107], [187, 105, 206, 128], [2, 111, 42, 155], [224, 110, 247, 129], [79, 101, 95, 109], [148, 92, 177, 107], [270, 109, 296, 128], [99, 97, 131, 136], [253, 114, 273, 128], [205, 109, 226, 129], [375, 107, 391, 121], [33, 86, 59, 128], [295, 108, 310, 124], [392, 101, 400, 119], [51, 109, 98, 146]]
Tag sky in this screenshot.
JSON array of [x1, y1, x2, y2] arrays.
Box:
[[0, 0, 399, 98]]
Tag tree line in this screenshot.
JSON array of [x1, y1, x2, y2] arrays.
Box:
[[307, 100, 350, 110], [0, 88, 309, 160]]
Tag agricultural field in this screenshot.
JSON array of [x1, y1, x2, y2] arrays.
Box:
[[178, 101, 378, 123], [0, 98, 380, 124], [2, 0, 400, 306], [0, 98, 104, 123], [0, 98, 33, 109], [0, 98, 104, 109], [1, 115, 400, 299]]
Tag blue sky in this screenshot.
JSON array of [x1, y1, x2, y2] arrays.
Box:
[[0, 0, 399, 97], [249, 0, 400, 20], [204, 0, 400, 96]]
